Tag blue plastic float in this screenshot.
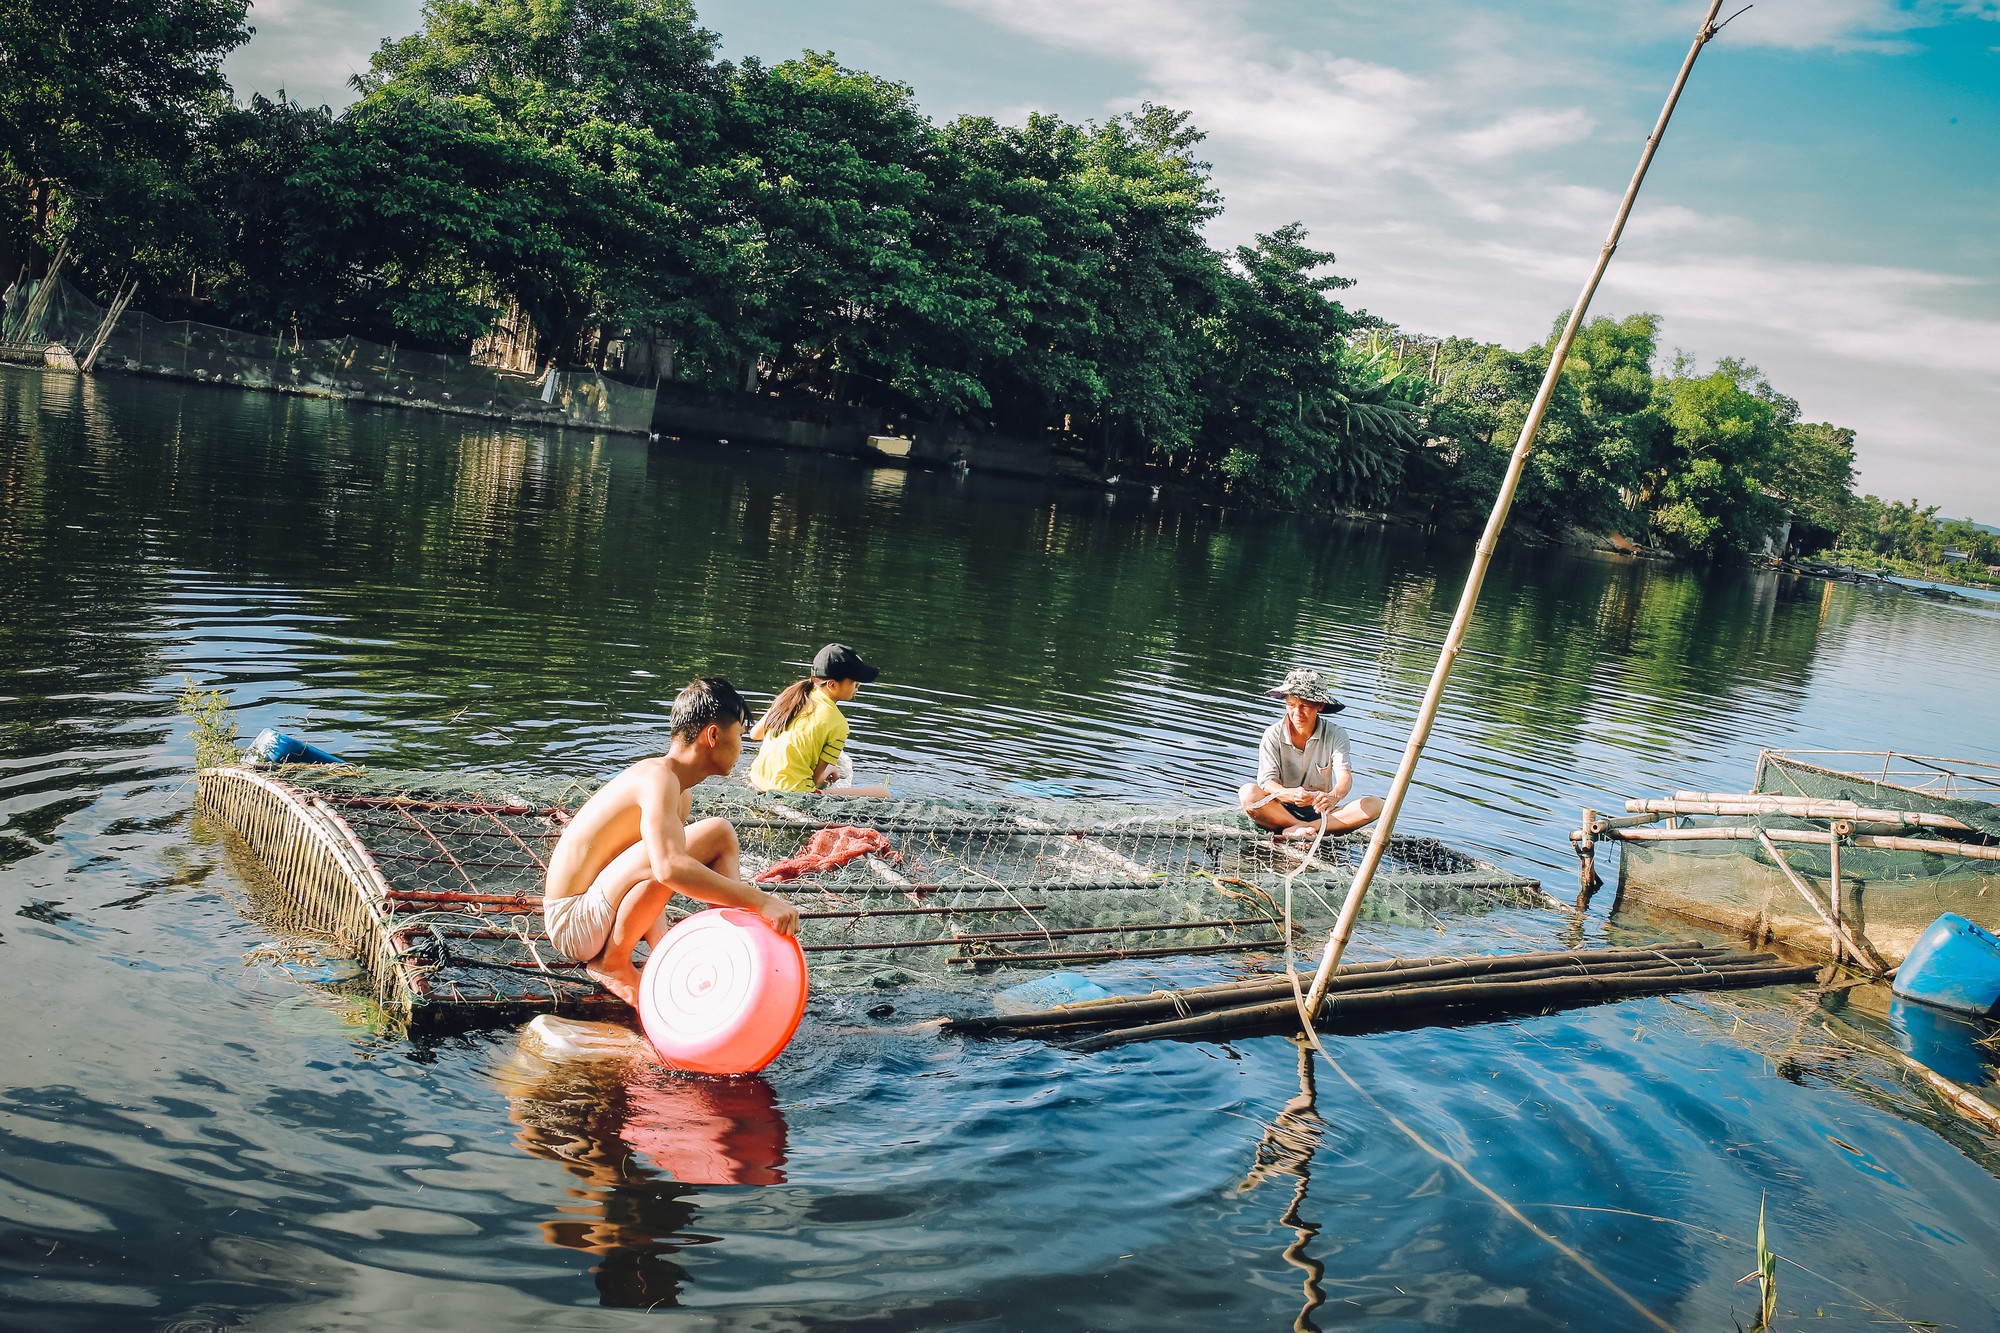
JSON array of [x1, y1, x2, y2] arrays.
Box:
[[994, 971, 1112, 1015], [247, 728, 343, 766], [1891, 913, 2000, 1017]]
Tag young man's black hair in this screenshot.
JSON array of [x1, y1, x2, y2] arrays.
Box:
[[669, 677, 751, 744]]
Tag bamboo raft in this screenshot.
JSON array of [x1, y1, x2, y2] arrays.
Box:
[[196, 765, 1552, 1024], [947, 942, 1821, 1050]]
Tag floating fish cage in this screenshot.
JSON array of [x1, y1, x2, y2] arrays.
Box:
[[1580, 750, 2000, 969], [198, 765, 1550, 1025]]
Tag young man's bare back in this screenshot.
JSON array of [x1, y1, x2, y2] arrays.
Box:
[[542, 678, 800, 1005]]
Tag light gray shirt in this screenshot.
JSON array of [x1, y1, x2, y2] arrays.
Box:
[[1258, 718, 1352, 793]]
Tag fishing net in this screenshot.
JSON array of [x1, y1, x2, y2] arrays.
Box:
[[1616, 753, 2000, 964], [1755, 752, 2000, 838], [198, 765, 1551, 1019], [1, 275, 656, 434]]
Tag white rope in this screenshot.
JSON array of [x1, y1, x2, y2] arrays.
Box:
[[1282, 813, 1333, 1057]]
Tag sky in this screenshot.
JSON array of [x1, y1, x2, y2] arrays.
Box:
[[225, 1, 2000, 519]]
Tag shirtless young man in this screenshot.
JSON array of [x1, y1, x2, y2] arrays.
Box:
[[541, 677, 801, 1005], [1237, 667, 1385, 838]]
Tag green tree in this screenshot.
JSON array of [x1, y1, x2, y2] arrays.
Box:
[[1066, 104, 1223, 470], [0, 0, 251, 283], [329, 0, 734, 355], [1513, 312, 1662, 536], [1194, 223, 1416, 506], [1763, 420, 1855, 549], [199, 95, 350, 334], [1420, 336, 1531, 525], [1418, 314, 1661, 539], [1646, 357, 1793, 557], [718, 53, 932, 397]]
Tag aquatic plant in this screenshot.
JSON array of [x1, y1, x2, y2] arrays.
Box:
[[1739, 1194, 1778, 1331], [177, 675, 240, 769]]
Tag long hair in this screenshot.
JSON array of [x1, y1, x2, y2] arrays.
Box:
[[757, 676, 822, 739]]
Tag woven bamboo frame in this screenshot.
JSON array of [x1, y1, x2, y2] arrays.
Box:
[[196, 765, 416, 1017]]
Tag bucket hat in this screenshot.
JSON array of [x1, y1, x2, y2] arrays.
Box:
[[1265, 667, 1345, 712]]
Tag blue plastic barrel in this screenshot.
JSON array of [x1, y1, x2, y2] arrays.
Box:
[[247, 728, 344, 766], [1891, 913, 2000, 1017]]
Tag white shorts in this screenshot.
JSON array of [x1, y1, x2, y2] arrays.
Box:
[[544, 879, 619, 962]]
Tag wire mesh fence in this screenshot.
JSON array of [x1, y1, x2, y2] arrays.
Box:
[[200, 766, 1551, 1017]]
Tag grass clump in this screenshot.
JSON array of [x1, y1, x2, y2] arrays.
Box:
[[178, 676, 241, 770]]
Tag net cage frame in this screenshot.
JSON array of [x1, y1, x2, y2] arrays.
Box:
[[1589, 751, 2000, 968], [1756, 750, 2000, 805], [196, 764, 1550, 1025]]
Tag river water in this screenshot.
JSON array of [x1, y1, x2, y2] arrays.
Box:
[[3, 366, 1998, 1330]]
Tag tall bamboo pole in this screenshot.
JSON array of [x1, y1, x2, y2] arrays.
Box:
[[1304, 0, 1733, 1015]]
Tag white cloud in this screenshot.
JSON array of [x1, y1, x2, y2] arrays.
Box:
[[1452, 109, 1596, 161], [946, 0, 2000, 513], [227, 0, 413, 107], [1717, 0, 2000, 52]]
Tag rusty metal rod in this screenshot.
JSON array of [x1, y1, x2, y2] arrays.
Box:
[[948, 939, 1283, 967]]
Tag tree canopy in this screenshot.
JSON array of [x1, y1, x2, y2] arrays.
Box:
[[2, 0, 1941, 561]]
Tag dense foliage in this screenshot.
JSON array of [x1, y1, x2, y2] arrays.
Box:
[[3, 0, 1976, 557], [1827, 497, 2000, 585]]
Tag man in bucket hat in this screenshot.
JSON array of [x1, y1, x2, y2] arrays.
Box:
[[1238, 668, 1384, 837]]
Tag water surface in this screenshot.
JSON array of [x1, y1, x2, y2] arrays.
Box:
[[3, 366, 1998, 1330]]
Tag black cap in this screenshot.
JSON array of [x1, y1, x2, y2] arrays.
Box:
[[813, 643, 880, 683]]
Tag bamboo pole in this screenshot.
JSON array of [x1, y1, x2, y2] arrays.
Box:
[[1591, 811, 1668, 833], [1754, 830, 1889, 974], [1136, 941, 1717, 1001], [953, 950, 1750, 1036], [1629, 797, 1970, 831], [1829, 821, 1847, 965], [948, 938, 1280, 967], [816, 914, 1278, 951], [1605, 824, 2000, 861], [1304, 0, 1733, 1015], [8, 235, 70, 345], [79, 274, 137, 373], [1575, 807, 1601, 901], [1078, 962, 1816, 1052], [952, 944, 1727, 1033], [1816, 1007, 2000, 1136]]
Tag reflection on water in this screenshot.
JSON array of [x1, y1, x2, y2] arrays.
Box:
[[497, 1019, 789, 1307], [1240, 1040, 1329, 1333], [4, 364, 2000, 1329]]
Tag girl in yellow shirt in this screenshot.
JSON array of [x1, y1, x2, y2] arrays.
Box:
[[748, 643, 891, 797]]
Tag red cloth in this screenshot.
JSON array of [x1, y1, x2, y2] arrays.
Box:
[[752, 826, 898, 883]]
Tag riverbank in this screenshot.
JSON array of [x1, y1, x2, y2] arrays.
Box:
[[1, 275, 657, 438], [1818, 552, 2000, 594], [651, 382, 1081, 480]]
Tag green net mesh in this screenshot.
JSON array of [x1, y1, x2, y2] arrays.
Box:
[[1616, 753, 2000, 965], [1755, 752, 2000, 837]]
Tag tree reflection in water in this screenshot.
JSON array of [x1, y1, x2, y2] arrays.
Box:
[[1240, 1037, 1330, 1333], [495, 1025, 788, 1308]]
